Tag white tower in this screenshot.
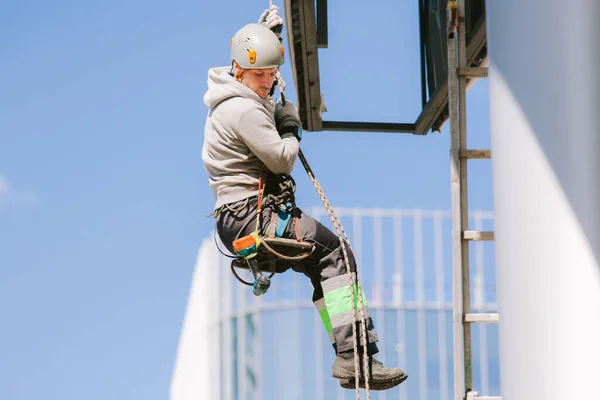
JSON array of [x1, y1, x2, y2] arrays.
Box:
[[170, 238, 222, 400], [487, 0, 600, 398]]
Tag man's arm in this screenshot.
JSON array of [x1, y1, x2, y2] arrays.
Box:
[[234, 107, 299, 175]]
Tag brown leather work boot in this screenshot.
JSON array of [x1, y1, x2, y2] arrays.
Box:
[[332, 353, 408, 391]]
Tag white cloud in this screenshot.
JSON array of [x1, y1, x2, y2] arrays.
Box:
[[0, 173, 37, 210], [0, 173, 11, 195]]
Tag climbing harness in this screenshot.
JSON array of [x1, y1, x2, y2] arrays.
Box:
[[226, 172, 315, 296]]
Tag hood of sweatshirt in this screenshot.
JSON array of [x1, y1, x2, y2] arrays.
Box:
[[203, 66, 275, 113]]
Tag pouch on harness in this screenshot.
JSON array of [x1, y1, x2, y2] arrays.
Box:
[[230, 172, 315, 296]]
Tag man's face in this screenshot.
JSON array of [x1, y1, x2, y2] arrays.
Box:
[[237, 66, 278, 99]]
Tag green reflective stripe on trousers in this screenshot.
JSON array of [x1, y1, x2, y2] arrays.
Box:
[[319, 308, 333, 333], [324, 284, 368, 317], [314, 298, 333, 333], [354, 284, 368, 309]]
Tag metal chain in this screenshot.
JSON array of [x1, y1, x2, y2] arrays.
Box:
[[264, 174, 297, 208], [298, 149, 371, 399]]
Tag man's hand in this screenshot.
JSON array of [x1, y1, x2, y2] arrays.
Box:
[[258, 4, 284, 38], [275, 101, 302, 141]]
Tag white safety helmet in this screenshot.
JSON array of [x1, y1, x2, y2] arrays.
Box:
[[230, 23, 284, 69]]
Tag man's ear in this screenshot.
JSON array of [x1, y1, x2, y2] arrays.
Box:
[[232, 61, 244, 82]]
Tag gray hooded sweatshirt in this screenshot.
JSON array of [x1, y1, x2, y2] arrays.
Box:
[[202, 66, 300, 209]]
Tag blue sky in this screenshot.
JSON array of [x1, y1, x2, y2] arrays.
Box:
[[0, 1, 493, 399]]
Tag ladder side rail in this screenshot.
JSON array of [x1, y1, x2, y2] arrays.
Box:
[[447, 2, 465, 399], [457, 0, 473, 394]]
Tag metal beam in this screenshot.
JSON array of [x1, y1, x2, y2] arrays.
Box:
[[316, 0, 328, 48], [285, 1, 486, 136], [322, 121, 416, 133], [415, 19, 488, 135], [284, 0, 323, 132]]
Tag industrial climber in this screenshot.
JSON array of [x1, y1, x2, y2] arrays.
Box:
[[201, 4, 407, 390]]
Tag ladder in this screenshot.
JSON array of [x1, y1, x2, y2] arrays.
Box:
[[446, 1, 500, 400]]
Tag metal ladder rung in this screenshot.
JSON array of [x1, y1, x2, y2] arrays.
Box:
[[458, 67, 488, 78], [463, 231, 495, 241], [460, 149, 491, 159], [464, 313, 499, 323]]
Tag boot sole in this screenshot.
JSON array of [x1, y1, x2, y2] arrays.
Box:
[[338, 373, 408, 391]]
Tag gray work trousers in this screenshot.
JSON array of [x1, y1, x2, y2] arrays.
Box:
[[216, 195, 379, 355]]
